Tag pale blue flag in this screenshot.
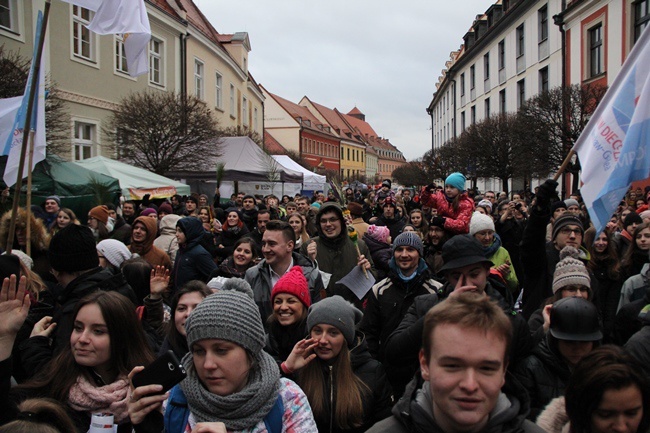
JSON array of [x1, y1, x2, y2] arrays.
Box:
[[573, 24, 650, 235]]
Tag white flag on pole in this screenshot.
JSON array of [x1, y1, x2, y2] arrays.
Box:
[[62, 0, 151, 77], [573, 25, 650, 235], [2, 12, 47, 187], [0, 96, 22, 155]]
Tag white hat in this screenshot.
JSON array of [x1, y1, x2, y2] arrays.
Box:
[[469, 212, 495, 236]]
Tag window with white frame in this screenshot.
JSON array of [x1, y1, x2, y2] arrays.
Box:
[[516, 24, 525, 58], [634, 0, 649, 44], [517, 79, 526, 108], [73, 121, 96, 161], [483, 53, 490, 79], [73, 6, 95, 61], [588, 23, 603, 78], [498, 39, 505, 70], [538, 5, 548, 42], [253, 107, 258, 132], [0, 0, 18, 33], [470, 65, 475, 89], [485, 98, 490, 118], [194, 59, 204, 99], [242, 96, 248, 126], [460, 73, 466, 96], [215, 72, 223, 109], [539, 66, 549, 93], [470, 106, 476, 125], [229, 84, 235, 117], [115, 34, 128, 74], [499, 89, 506, 113], [149, 38, 163, 86]]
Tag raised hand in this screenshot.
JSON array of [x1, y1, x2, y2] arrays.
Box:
[[284, 337, 319, 372], [150, 266, 170, 299], [0, 275, 30, 360], [127, 366, 169, 425]]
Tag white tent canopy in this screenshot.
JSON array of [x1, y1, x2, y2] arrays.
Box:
[[74, 156, 191, 199], [271, 155, 327, 192]]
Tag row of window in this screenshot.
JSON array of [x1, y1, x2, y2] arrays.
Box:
[[379, 163, 398, 173], [341, 147, 364, 163], [341, 169, 364, 179], [302, 138, 337, 158]]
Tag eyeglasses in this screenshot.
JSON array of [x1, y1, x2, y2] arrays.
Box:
[[559, 227, 582, 236], [320, 217, 340, 225], [562, 286, 589, 294]]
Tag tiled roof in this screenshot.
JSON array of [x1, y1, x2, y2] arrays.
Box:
[[146, 0, 182, 18], [342, 112, 378, 139], [263, 131, 289, 155], [265, 89, 328, 132], [347, 106, 364, 116], [306, 99, 365, 145]]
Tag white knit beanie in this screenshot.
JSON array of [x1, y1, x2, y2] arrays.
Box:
[[96, 239, 132, 268], [470, 212, 495, 236]]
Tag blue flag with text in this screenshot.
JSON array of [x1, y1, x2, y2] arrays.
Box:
[[573, 24, 650, 235]]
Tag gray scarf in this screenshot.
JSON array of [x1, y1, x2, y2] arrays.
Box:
[[180, 350, 281, 430]]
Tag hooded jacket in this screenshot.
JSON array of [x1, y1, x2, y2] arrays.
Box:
[[374, 212, 406, 241], [300, 333, 393, 433], [624, 306, 650, 377], [172, 217, 217, 291], [512, 336, 573, 421], [153, 214, 181, 265], [129, 216, 172, 270], [367, 373, 544, 433], [245, 252, 323, 323], [614, 283, 650, 344], [299, 203, 375, 305]]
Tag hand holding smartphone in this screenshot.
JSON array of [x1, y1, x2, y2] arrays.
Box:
[[131, 351, 187, 393]]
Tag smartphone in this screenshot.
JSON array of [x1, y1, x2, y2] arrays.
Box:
[[132, 351, 187, 392]]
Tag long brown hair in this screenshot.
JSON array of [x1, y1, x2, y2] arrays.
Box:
[[298, 343, 370, 430], [584, 227, 620, 280], [621, 221, 650, 275], [17, 291, 154, 401]]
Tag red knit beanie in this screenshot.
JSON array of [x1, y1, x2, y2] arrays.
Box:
[[271, 266, 311, 308]]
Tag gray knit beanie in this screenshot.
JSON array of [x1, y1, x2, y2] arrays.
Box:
[[220, 278, 254, 299], [96, 239, 132, 268], [552, 246, 591, 293], [307, 295, 363, 346], [185, 291, 265, 357], [552, 213, 584, 241], [392, 231, 424, 256]]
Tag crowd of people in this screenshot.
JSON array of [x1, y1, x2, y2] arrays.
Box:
[[0, 173, 649, 433]]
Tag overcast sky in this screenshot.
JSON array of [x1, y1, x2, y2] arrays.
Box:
[[196, 1, 492, 161]]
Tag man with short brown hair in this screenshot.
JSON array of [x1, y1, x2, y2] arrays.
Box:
[[368, 293, 543, 433]]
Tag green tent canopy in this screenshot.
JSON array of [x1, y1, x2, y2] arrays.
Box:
[[0, 155, 121, 218]]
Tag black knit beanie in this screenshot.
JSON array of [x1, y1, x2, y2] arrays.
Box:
[[48, 224, 99, 272]]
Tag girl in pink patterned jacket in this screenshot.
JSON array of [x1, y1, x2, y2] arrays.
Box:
[[420, 172, 475, 234]]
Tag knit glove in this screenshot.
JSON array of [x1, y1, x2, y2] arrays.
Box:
[[426, 183, 436, 193], [535, 179, 558, 208]]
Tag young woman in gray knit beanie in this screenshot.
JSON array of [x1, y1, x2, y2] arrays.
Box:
[[128, 289, 317, 432], [283, 295, 393, 433]]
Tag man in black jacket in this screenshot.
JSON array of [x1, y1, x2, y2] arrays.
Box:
[[382, 235, 533, 397], [359, 232, 442, 394]]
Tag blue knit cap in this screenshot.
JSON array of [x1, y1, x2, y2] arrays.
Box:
[[445, 172, 466, 192]]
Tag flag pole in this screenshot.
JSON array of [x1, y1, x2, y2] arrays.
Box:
[[6, 0, 51, 250], [552, 149, 576, 182], [26, 130, 35, 257]]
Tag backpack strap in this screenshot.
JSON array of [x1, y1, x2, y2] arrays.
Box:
[[164, 385, 190, 433], [263, 393, 285, 433]]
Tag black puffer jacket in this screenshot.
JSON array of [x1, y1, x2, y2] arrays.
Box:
[[512, 336, 572, 421], [302, 333, 393, 433], [172, 217, 217, 291], [374, 214, 406, 241], [614, 284, 650, 344], [624, 307, 650, 378]]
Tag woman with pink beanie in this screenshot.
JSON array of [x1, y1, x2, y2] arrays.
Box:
[[363, 225, 392, 281]]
